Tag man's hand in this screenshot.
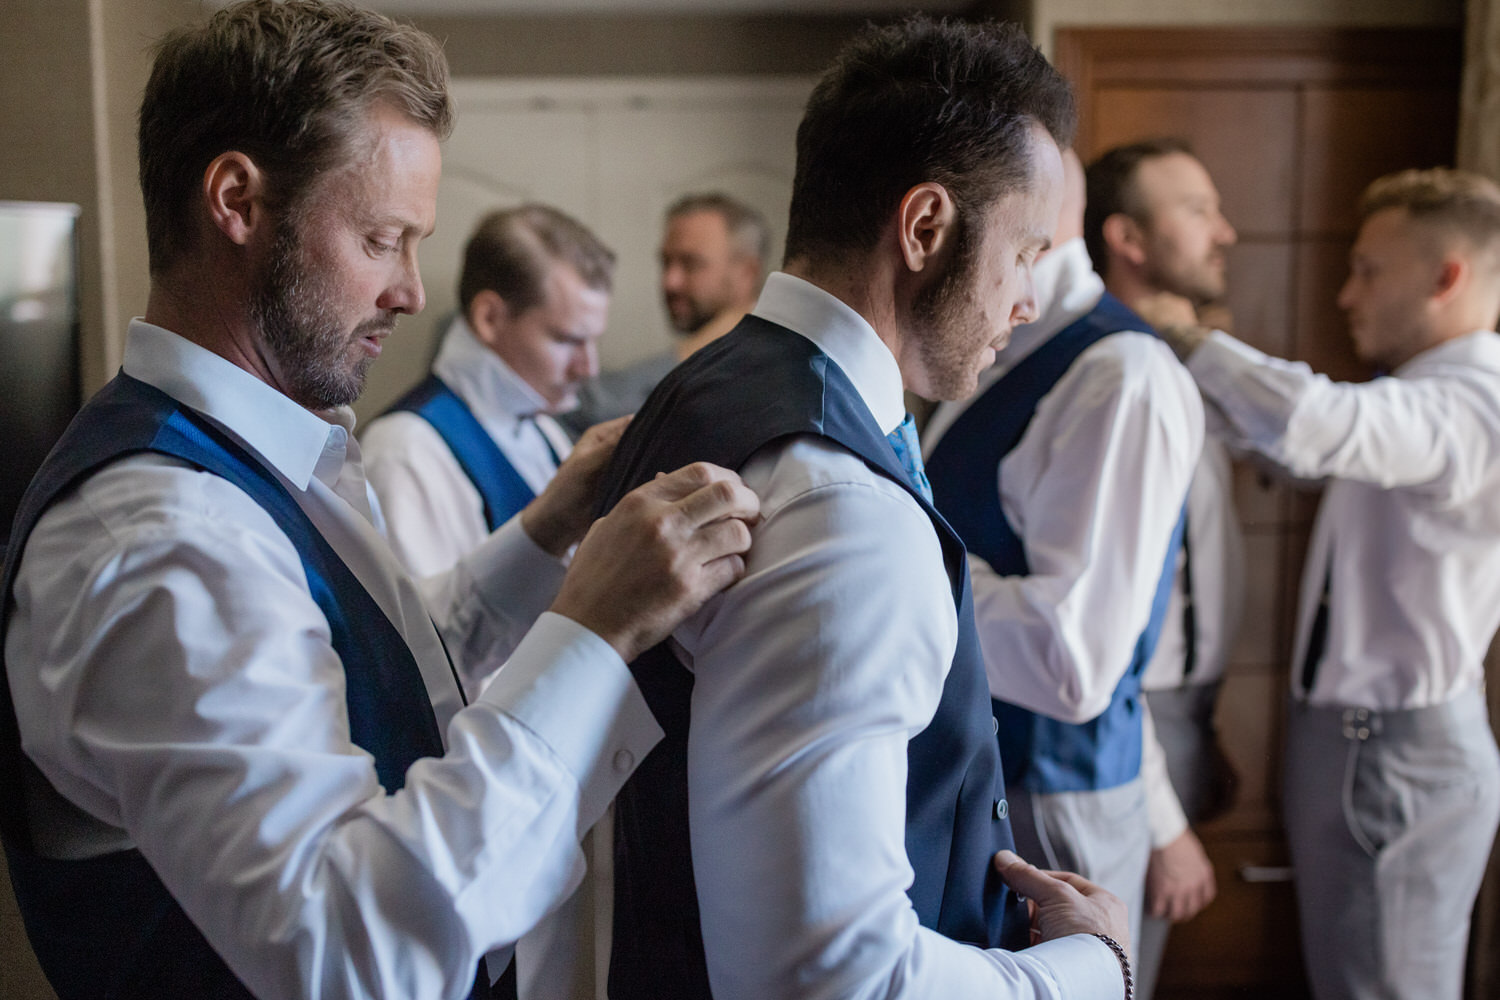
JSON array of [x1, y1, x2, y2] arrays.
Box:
[[521, 416, 632, 557], [550, 462, 760, 663], [1132, 290, 1210, 361], [993, 849, 1130, 950], [1145, 828, 1217, 922]]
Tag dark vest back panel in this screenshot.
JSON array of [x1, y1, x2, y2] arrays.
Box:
[[597, 316, 1028, 1000], [388, 374, 537, 530], [926, 294, 1183, 793], [0, 374, 464, 1000]]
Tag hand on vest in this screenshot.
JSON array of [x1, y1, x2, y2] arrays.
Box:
[[550, 461, 760, 662], [523, 415, 632, 557], [1145, 828, 1217, 922], [992, 849, 1130, 951]]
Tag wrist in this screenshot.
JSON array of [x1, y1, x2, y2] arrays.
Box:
[[1090, 933, 1134, 1000], [520, 500, 576, 559]]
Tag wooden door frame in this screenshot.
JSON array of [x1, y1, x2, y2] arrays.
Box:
[[1056, 26, 1461, 160]]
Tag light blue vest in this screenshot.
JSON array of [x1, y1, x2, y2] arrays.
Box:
[[926, 293, 1184, 793]]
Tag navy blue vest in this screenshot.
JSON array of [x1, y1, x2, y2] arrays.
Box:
[[0, 374, 493, 999], [388, 375, 541, 530], [597, 316, 1029, 999], [926, 293, 1183, 794]]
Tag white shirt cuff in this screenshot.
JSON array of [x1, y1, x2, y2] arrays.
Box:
[[478, 612, 662, 832], [1027, 933, 1130, 999]]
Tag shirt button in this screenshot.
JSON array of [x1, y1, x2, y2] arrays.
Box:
[[613, 749, 635, 773], [994, 799, 1009, 820], [992, 716, 1000, 735]]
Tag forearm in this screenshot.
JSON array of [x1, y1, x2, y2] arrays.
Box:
[[1185, 331, 1476, 487]]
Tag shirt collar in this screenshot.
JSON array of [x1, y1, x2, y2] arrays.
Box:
[[120, 319, 345, 491], [1394, 328, 1500, 377], [751, 271, 907, 434], [432, 315, 551, 422]]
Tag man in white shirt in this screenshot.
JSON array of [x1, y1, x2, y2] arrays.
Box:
[[0, 3, 758, 999], [561, 192, 770, 435], [363, 204, 619, 577], [597, 17, 1133, 1000], [1147, 167, 1500, 1000], [1084, 139, 1246, 996], [923, 147, 1203, 958]]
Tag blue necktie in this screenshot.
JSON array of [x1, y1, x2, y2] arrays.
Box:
[[887, 413, 933, 504]]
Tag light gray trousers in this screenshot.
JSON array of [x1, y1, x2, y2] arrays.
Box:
[[1008, 776, 1149, 960], [1283, 688, 1500, 1000]]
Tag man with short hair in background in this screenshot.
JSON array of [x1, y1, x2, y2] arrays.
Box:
[[560, 192, 768, 435], [1084, 138, 1246, 998], [1146, 167, 1500, 1000], [364, 204, 621, 578]]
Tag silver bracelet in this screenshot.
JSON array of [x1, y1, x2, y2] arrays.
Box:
[[1089, 932, 1134, 1000]]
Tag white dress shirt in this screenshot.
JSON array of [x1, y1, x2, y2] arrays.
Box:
[[1187, 328, 1500, 709], [1141, 436, 1245, 693], [649, 271, 1122, 1000], [4, 320, 660, 1000], [362, 316, 574, 578]]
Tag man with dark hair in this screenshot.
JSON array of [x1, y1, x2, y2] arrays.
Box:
[[923, 145, 1203, 962], [363, 204, 619, 577], [560, 191, 770, 435], [1146, 167, 1500, 1000], [1084, 138, 1244, 998], [597, 17, 1131, 1000], [0, 3, 759, 999]]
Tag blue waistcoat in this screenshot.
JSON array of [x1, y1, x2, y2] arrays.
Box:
[[0, 373, 496, 999], [597, 316, 1029, 1000], [926, 293, 1183, 794], [388, 374, 541, 530]]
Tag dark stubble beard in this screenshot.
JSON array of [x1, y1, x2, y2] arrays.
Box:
[[250, 218, 393, 411], [909, 215, 987, 400]]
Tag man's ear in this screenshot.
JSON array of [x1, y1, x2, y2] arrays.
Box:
[[1431, 254, 1467, 306], [896, 181, 958, 274], [468, 288, 512, 349], [203, 151, 268, 247], [1102, 212, 1147, 269]]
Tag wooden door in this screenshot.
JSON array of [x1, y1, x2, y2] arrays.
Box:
[[1055, 27, 1461, 999]]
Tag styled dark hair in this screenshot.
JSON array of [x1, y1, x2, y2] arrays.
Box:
[[458, 204, 616, 315], [139, 0, 452, 275], [1360, 168, 1500, 263], [1081, 137, 1193, 273], [783, 16, 1075, 266], [666, 192, 772, 270]]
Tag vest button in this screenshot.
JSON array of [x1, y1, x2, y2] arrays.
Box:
[[994, 799, 1009, 820], [613, 749, 635, 773], [992, 716, 1000, 735]]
